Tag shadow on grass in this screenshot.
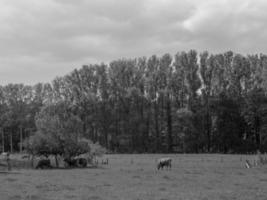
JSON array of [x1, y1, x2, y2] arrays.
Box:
[[163, 175, 171, 180], [5, 177, 17, 182], [88, 196, 102, 200], [8, 195, 21, 200], [55, 165, 106, 170], [159, 187, 166, 191], [0, 171, 21, 174], [184, 170, 204, 175], [9, 195, 41, 200]]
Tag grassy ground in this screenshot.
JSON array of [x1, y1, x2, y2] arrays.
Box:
[[0, 154, 267, 200]]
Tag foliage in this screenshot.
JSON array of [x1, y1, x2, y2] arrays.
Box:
[[23, 101, 90, 158], [2, 50, 267, 153]]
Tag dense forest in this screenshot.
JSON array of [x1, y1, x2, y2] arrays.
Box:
[[1, 50, 267, 154]]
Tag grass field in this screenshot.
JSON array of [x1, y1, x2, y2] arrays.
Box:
[[0, 154, 267, 200]]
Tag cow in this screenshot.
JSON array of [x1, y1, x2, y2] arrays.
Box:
[[157, 157, 172, 170], [76, 158, 87, 168], [63, 157, 87, 168], [36, 159, 52, 169], [63, 158, 77, 168]]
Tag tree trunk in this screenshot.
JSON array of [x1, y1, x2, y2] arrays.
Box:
[[1, 129, 4, 153], [255, 116, 261, 148], [144, 107, 151, 153], [166, 96, 173, 152], [10, 132, 13, 153], [206, 110, 211, 152], [104, 125, 108, 149], [31, 155, 35, 168], [154, 102, 160, 152], [20, 127, 23, 153], [55, 155, 59, 168], [140, 97, 146, 152]]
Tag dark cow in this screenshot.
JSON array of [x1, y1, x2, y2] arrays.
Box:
[[76, 158, 87, 168], [157, 157, 172, 170], [64, 157, 87, 168], [36, 159, 52, 169], [64, 158, 77, 168]]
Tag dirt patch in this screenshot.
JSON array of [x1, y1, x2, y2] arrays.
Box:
[[5, 178, 17, 182]]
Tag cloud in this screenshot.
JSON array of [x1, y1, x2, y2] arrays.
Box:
[[182, 0, 267, 52], [0, 0, 267, 84]]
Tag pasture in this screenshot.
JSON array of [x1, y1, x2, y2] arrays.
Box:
[[1, 154, 267, 200]]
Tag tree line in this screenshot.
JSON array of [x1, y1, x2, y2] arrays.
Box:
[[1, 50, 267, 154]]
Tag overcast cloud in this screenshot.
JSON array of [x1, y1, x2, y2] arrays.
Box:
[[0, 0, 267, 84]]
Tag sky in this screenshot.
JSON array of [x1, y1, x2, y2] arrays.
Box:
[[0, 0, 267, 85]]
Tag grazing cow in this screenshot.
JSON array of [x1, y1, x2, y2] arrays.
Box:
[[64, 157, 87, 168], [157, 157, 172, 170], [36, 159, 52, 169], [63, 158, 77, 168]]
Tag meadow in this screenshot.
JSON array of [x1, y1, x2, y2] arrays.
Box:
[[0, 154, 267, 200]]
